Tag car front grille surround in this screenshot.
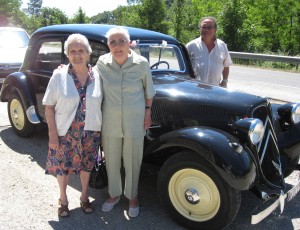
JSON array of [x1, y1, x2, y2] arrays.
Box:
[[253, 105, 284, 188]]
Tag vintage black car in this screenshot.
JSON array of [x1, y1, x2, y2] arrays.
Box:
[[1, 24, 300, 230]]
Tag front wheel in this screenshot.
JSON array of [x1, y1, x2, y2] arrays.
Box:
[[157, 151, 241, 230], [8, 94, 36, 137]]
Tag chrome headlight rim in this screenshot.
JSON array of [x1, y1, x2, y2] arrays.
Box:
[[235, 118, 265, 145], [248, 119, 265, 145]]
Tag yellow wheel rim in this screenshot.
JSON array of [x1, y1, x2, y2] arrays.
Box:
[[169, 168, 220, 222], [10, 98, 25, 131]]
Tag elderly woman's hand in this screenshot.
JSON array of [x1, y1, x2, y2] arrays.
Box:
[[49, 134, 59, 150], [144, 109, 152, 129]]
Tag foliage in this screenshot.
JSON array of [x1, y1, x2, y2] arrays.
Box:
[[113, 6, 138, 26], [219, 0, 251, 52], [69, 7, 90, 24], [27, 0, 42, 16], [0, 0, 22, 26], [40, 7, 68, 27], [246, 0, 300, 55], [191, 0, 225, 20], [168, 0, 197, 43], [138, 0, 168, 34], [1, 0, 299, 62], [90, 11, 115, 24]]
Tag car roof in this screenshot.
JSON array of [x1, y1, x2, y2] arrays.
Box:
[[32, 24, 178, 43]]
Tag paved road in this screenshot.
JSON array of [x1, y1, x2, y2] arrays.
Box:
[[1, 66, 300, 230], [229, 66, 300, 103]]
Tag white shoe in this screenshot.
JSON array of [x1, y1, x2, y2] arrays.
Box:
[[101, 197, 120, 212], [128, 204, 139, 217]]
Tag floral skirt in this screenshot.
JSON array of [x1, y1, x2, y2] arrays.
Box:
[[45, 122, 101, 176]]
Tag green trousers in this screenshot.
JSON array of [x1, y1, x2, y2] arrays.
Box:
[[102, 135, 144, 200]]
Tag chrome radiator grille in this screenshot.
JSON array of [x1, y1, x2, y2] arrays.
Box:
[[152, 101, 232, 124]]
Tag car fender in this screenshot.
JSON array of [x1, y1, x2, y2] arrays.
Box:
[[1, 72, 37, 113], [145, 126, 256, 191]]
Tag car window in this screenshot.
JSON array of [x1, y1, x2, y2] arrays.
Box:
[[34, 40, 63, 72], [133, 43, 185, 72], [0, 31, 29, 48], [89, 41, 108, 66]]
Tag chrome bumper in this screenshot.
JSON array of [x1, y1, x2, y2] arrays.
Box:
[[251, 177, 300, 224]]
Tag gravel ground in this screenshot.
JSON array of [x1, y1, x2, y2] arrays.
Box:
[[0, 101, 299, 230]]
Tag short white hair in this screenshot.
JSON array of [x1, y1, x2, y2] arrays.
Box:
[[106, 27, 130, 43], [64, 33, 92, 56]]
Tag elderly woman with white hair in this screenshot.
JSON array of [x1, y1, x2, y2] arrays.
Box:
[[96, 27, 155, 218], [43, 33, 103, 217]]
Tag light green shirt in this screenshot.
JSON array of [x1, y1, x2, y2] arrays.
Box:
[[96, 49, 156, 138]]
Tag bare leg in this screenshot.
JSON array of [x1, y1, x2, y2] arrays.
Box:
[[80, 171, 90, 201], [57, 174, 70, 204], [80, 171, 93, 213], [57, 174, 70, 216]]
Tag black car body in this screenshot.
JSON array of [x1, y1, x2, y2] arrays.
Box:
[[1, 24, 300, 230]]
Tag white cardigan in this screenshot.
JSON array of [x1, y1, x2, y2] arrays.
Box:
[[42, 65, 103, 136]]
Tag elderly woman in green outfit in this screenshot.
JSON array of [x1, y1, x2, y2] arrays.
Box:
[[96, 27, 155, 218]]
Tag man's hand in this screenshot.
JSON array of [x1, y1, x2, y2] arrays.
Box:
[[219, 80, 228, 88]]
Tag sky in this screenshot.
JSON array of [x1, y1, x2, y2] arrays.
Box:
[[21, 0, 128, 17]]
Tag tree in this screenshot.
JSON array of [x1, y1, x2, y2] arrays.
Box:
[[138, 0, 168, 34], [91, 11, 115, 24], [0, 0, 22, 26], [114, 5, 142, 27], [40, 7, 68, 26], [27, 0, 42, 16], [70, 7, 90, 23], [168, 0, 197, 43], [219, 0, 250, 51], [191, 0, 226, 19], [243, 0, 300, 55]]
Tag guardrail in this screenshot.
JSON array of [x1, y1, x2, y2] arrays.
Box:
[[229, 52, 300, 68]]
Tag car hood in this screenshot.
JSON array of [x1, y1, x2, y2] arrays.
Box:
[[153, 74, 267, 117], [0, 47, 27, 64]]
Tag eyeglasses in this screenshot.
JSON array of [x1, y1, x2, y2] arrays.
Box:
[[200, 26, 215, 30], [109, 39, 128, 47]]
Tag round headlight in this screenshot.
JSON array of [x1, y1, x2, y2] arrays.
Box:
[[249, 119, 265, 145], [291, 103, 300, 124]]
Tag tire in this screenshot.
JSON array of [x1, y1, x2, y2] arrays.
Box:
[[8, 94, 36, 137], [157, 151, 241, 230]]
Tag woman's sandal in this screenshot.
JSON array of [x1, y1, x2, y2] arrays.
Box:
[[58, 199, 70, 217], [80, 198, 93, 214]]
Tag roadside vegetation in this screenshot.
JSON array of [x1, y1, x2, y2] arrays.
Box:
[[1, 0, 299, 71]]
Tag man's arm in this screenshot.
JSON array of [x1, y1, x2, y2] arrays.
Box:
[[220, 67, 229, 88]]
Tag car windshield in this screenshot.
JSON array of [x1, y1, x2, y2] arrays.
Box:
[[132, 41, 186, 72], [0, 30, 29, 48]]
